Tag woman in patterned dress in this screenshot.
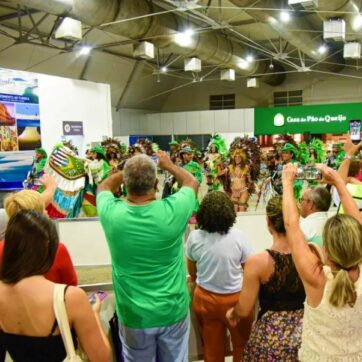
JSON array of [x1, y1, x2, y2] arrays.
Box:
[[226, 196, 305, 361]]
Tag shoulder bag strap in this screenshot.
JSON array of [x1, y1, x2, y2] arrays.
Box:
[[53, 284, 77, 358]]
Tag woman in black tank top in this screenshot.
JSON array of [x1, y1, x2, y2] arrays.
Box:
[[226, 196, 305, 361]]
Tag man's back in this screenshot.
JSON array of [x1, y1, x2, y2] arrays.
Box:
[[97, 187, 195, 329]]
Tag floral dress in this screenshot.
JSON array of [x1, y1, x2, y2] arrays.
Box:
[[243, 250, 305, 361]]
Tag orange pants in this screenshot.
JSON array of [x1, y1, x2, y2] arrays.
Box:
[[192, 285, 252, 362]]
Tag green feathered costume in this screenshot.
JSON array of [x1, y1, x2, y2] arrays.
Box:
[[279, 143, 303, 200]]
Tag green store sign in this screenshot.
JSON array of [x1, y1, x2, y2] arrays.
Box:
[[254, 102, 362, 135]]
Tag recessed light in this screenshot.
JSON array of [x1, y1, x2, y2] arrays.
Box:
[[246, 55, 254, 63], [79, 46, 92, 56], [318, 45, 328, 55], [280, 11, 291, 23], [174, 29, 194, 47]]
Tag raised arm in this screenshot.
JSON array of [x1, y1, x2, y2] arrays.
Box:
[[97, 171, 123, 194], [338, 139, 362, 183], [316, 164, 362, 224], [157, 151, 199, 196], [282, 164, 321, 286], [39, 174, 57, 207]]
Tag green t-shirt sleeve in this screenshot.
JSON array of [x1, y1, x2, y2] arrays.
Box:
[[163, 186, 196, 230], [96, 190, 118, 222]]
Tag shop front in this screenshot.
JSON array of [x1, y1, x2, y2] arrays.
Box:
[[255, 102, 362, 147]]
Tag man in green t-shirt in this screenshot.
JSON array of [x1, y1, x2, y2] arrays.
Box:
[[97, 151, 198, 361]]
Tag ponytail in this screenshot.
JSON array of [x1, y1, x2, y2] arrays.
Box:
[[329, 269, 356, 308], [323, 214, 362, 308]]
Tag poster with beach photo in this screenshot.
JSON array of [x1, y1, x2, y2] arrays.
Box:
[[0, 68, 40, 190], [0, 68, 41, 151]]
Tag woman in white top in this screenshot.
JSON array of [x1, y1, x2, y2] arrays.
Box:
[[187, 191, 254, 362], [282, 163, 362, 361]]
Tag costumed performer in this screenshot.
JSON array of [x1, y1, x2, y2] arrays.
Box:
[[204, 134, 228, 192], [24, 147, 47, 192], [270, 143, 303, 200], [309, 138, 326, 164], [44, 143, 87, 218], [326, 143, 345, 169], [222, 137, 261, 212]]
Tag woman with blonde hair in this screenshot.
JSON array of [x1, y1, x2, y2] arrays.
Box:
[[282, 163, 362, 360], [226, 196, 305, 361], [1, 179, 78, 286]]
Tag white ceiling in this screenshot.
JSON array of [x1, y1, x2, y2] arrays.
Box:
[[0, 0, 362, 110]]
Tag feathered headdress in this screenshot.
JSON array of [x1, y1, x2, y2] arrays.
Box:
[[296, 142, 309, 165], [208, 134, 228, 159], [101, 137, 122, 159], [309, 138, 326, 163], [229, 136, 261, 181]]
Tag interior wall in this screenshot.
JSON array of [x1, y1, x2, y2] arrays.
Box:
[[147, 72, 362, 112], [113, 108, 254, 137], [38, 74, 112, 154], [162, 78, 271, 112], [112, 107, 154, 137]]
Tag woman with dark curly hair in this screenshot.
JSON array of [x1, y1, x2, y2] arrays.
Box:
[[186, 191, 254, 362]]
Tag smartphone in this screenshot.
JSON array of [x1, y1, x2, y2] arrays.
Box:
[[88, 291, 109, 305], [295, 166, 322, 181], [349, 120, 361, 144]]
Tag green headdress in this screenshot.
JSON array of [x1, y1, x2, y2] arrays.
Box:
[[333, 144, 345, 169], [35, 147, 47, 158], [309, 138, 326, 163], [281, 143, 298, 157], [208, 134, 228, 159], [298, 142, 310, 165], [91, 145, 107, 160]]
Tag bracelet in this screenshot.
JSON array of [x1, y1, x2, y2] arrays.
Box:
[[343, 155, 352, 160]]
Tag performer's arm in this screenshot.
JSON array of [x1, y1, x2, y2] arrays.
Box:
[[39, 174, 57, 207]]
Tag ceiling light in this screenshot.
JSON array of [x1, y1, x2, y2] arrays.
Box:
[[269, 60, 274, 70], [353, 14, 362, 31], [246, 55, 254, 63], [237, 59, 250, 70], [318, 44, 327, 55], [55, 17, 82, 41], [221, 69, 235, 81], [161, 66, 168, 73], [280, 11, 291, 23], [174, 29, 194, 47], [79, 46, 92, 56]]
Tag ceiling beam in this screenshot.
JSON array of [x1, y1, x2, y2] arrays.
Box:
[[0, 8, 39, 22]]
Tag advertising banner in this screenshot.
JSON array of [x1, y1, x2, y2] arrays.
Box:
[[255, 102, 362, 135], [0, 68, 40, 190]]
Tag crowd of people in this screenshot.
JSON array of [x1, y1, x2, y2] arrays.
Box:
[[0, 134, 362, 361]]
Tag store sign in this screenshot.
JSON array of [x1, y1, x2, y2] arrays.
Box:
[[255, 102, 362, 135], [63, 121, 83, 136]]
